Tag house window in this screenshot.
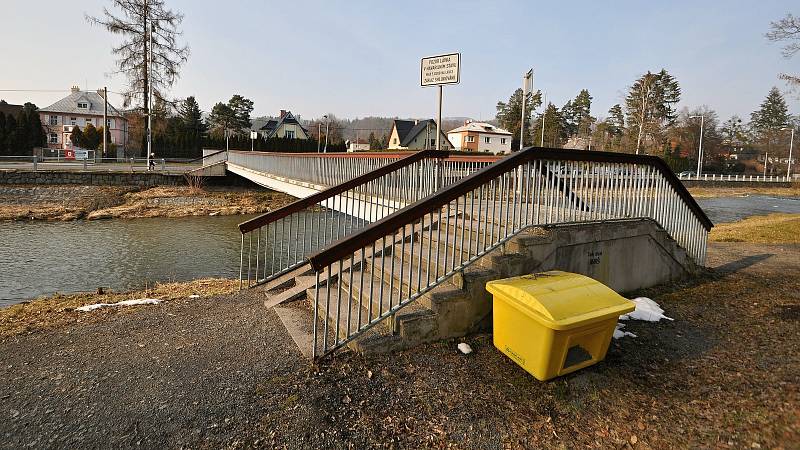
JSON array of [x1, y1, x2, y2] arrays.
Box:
[[77, 102, 88, 109], [430, 139, 435, 147], [285, 130, 295, 139], [484, 137, 491, 144], [466, 136, 475, 143], [106, 119, 112, 127], [86, 118, 93, 126], [393, 138, 398, 144], [70, 117, 77, 125], [501, 138, 507, 145], [49, 115, 58, 126], [49, 133, 58, 144]]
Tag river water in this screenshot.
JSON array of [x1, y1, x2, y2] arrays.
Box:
[[1, 195, 798, 307]]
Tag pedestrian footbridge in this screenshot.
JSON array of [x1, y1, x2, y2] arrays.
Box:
[[200, 148, 713, 359]]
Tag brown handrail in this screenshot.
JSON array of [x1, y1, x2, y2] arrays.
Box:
[[238, 150, 450, 233], [308, 146, 714, 271], [186, 149, 226, 164]]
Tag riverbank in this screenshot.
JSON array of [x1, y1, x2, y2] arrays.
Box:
[[710, 213, 800, 244], [0, 184, 295, 221], [687, 183, 799, 198], [0, 219, 798, 447]]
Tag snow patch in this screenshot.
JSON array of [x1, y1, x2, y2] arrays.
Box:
[[620, 297, 673, 322], [76, 298, 161, 312], [457, 343, 473, 354], [613, 297, 672, 340]]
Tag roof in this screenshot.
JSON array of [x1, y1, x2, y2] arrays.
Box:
[[257, 111, 308, 138], [39, 90, 124, 117], [393, 119, 416, 143], [447, 121, 511, 135]]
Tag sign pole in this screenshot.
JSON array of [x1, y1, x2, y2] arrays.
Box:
[[436, 85, 442, 150]]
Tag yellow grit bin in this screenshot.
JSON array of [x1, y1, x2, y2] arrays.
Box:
[[486, 271, 635, 381]]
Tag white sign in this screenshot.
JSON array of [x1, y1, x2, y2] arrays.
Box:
[[420, 53, 460, 87], [250, 131, 258, 139], [74, 148, 90, 160]]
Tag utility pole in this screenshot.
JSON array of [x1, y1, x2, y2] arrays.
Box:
[[147, 18, 153, 170], [317, 123, 321, 153], [764, 151, 768, 177], [782, 127, 795, 178], [520, 69, 533, 151], [103, 86, 108, 159]]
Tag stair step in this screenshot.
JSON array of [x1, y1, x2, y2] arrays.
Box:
[[264, 275, 317, 309]]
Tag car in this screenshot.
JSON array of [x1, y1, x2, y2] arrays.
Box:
[[678, 171, 694, 178]]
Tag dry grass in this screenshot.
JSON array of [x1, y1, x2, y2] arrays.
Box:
[[0, 278, 239, 339], [710, 213, 800, 243], [689, 182, 800, 199]]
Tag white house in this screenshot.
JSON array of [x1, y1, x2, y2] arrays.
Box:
[[387, 119, 453, 150], [254, 110, 309, 139], [346, 139, 370, 152], [446, 121, 512, 154]]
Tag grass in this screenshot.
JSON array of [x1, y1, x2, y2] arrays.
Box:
[[709, 213, 800, 243], [688, 182, 800, 199], [0, 278, 239, 339]]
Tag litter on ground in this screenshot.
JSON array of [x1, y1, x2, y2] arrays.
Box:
[[457, 343, 473, 354], [76, 298, 161, 312], [613, 297, 671, 339]]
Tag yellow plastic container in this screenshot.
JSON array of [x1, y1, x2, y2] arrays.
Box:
[[486, 271, 635, 381]]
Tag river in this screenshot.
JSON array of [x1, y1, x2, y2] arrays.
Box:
[[1, 195, 798, 307]]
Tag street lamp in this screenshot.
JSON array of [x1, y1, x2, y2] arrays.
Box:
[[323, 115, 329, 153], [690, 114, 704, 177], [781, 127, 795, 179]]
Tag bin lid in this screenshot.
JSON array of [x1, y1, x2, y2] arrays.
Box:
[[485, 271, 635, 329]]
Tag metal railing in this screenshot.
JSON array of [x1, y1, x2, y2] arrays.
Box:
[[307, 147, 714, 358], [0, 155, 201, 173], [237, 151, 495, 288], [677, 173, 792, 182]]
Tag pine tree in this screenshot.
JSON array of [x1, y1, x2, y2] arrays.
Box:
[[531, 103, 565, 148], [750, 87, 792, 155], [25, 104, 44, 151], [495, 88, 543, 145], [606, 104, 625, 136], [572, 89, 594, 137], [625, 69, 681, 154], [178, 96, 206, 156], [83, 123, 101, 150], [69, 125, 85, 148]]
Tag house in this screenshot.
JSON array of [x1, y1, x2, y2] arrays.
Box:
[[446, 121, 512, 154], [38, 86, 128, 152], [387, 119, 453, 150], [254, 110, 309, 139], [346, 138, 370, 152]]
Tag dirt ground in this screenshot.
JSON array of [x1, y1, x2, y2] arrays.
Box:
[[0, 185, 294, 221], [0, 242, 798, 449], [688, 184, 799, 199]]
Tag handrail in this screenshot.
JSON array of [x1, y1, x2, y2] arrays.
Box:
[[238, 150, 449, 233], [187, 149, 227, 164], [309, 147, 713, 271]]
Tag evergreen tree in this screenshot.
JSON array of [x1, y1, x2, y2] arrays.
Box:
[[0, 112, 6, 154], [606, 104, 625, 136], [750, 87, 793, 155], [24, 104, 44, 150], [531, 103, 565, 148], [83, 123, 102, 150], [4, 115, 19, 154], [495, 87, 542, 146], [367, 131, 380, 150], [572, 89, 594, 137], [207, 102, 236, 138], [624, 69, 681, 154], [228, 94, 254, 130], [69, 125, 85, 148], [178, 96, 206, 156]]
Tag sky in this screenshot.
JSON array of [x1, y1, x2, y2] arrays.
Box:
[[1, 0, 798, 123]]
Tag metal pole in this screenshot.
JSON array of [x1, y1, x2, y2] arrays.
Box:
[[540, 93, 546, 147], [520, 69, 532, 151], [147, 18, 153, 170], [324, 118, 329, 153], [764, 151, 768, 177], [695, 115, 704, 177], [436, 85, 442, 150], [788, 129, 795, 179], [103, 86, 107, 160]]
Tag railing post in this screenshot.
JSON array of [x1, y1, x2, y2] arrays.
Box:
[[32, 155, 38, 171], [83, 157, 88, 170], [130, 158, 134, 172], [161, 158, 166, 172]]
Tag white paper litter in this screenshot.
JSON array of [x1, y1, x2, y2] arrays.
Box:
[[620, 297, 673, 322], [457, 343, 473, 354], [188, 294, 200, 299], [613, 297, 671, 339], [76, 298, 161, 312]]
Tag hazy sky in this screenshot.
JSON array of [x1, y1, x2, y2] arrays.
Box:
[[1, 0, 798, 122]]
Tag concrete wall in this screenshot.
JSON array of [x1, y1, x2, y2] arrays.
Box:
[[0, 170, 185, 187]]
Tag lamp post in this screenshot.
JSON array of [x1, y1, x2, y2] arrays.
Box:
[[690, 114, 704, 177], [540, 92, 546, 147], [323, 115, 329, 153], [781, 127, 795, 179], [520, 69, 533, 151]]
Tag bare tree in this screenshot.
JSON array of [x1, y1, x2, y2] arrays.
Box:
[[766, 13, 800, 89], [86, 0, 189, 146]]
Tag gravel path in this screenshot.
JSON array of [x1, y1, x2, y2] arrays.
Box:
[[0, 288, 307, 448], [1, 243, 798, 448]]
